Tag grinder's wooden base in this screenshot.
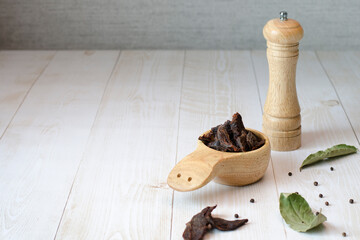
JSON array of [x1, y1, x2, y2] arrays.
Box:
[[262, 126, 301, 151]]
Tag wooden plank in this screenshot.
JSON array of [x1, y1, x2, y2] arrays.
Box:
[[55, 51, 185, 239], [0, 51, 119, 240], [252, 50, 360, 239], [0, 51, 55, 137], [317, 51, 360, 142], [171, 51, 285, 240]]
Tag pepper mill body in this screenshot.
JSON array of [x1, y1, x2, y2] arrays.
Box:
[[262, 12, 304, 151]]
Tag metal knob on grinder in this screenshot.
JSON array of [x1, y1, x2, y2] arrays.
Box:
[[262, 12, 304, 151]]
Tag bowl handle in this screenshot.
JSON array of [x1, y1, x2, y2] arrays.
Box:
[[167, 143, 225, 192]]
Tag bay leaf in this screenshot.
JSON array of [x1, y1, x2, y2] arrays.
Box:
[[280, 193, 327, 232], [300, 144, 357, 171]]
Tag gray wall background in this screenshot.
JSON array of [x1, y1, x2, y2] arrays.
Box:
[[1, 0, 359, 50]]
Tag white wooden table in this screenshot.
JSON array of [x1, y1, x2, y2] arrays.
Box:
[[0, 50, 359, 240]]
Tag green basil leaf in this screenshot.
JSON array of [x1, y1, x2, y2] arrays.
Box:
[[300, 144, 357, 171], [280, 193, 327, 232]]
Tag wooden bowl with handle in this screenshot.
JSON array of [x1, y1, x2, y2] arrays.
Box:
[[167, 129, 271, 192]]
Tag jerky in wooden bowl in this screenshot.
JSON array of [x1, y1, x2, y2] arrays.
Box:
[[167, 113, 271, 192]]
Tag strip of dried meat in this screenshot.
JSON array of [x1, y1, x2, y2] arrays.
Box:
[[230, 112, 245, 137], [216, 122, 241, 152], [198, 112, 264, 152], [247, 131, 265, 150], [183, 205, 248, 240], [212, 217, 248, 231], [236, 130, 249, 152]]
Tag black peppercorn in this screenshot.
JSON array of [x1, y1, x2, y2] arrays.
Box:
[[314, 181, 318, 186], [250, 198, 255, 203], [349, 199, 354, 204], [288, 172, 292, 176], [325, 201, 329, 206], [234, 214, 239, 218], [295, 192, 299, 194], [330, 167, 334, 171], [342, 232, 347, 237], [319, 193, 323, 198], [316, 212, 319, 215]]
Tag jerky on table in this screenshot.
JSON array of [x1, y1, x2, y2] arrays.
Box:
[[183, 206, 216, 240], [212, 217, 248, 231], [183, 205, 248, 240]]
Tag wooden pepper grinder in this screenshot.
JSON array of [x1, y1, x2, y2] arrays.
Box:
[[262, 11, 304, 151]]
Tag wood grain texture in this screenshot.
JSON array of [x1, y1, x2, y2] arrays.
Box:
[[316, 51, 360, 142], [55, 51, 184, 240], [252, 50, 360, 239], [0, 51, 55, 137], [171, 51, 285, 240], [0, 51, 119, 240], [0, 50, 359, 240], [1, 1, 360, 50]]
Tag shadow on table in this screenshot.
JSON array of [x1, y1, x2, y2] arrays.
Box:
[[174, 176, 269, 204], [301, 127, 357, 150]]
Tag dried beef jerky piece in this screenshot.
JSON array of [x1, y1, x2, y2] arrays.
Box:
[[246, 131, 259, 150], [216, 122, 240, 152], [235, 130, 249, 152], [198, 126, 219, 145], [223, 120, 233, 140], [246, 131, 257, 149], [208, 140, 226, 152], [246, 131, 265, 150], [230, 113, 248, 151], [211, 125, 219, 136], [198, 133, 213, 145], [230, 112, 246, 138], [183, 205, 248, 240], [254, 138, 265, 150], [212, 218, 248, 231], [183, 206, 216, 240], [224, 120, 238, 150]]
